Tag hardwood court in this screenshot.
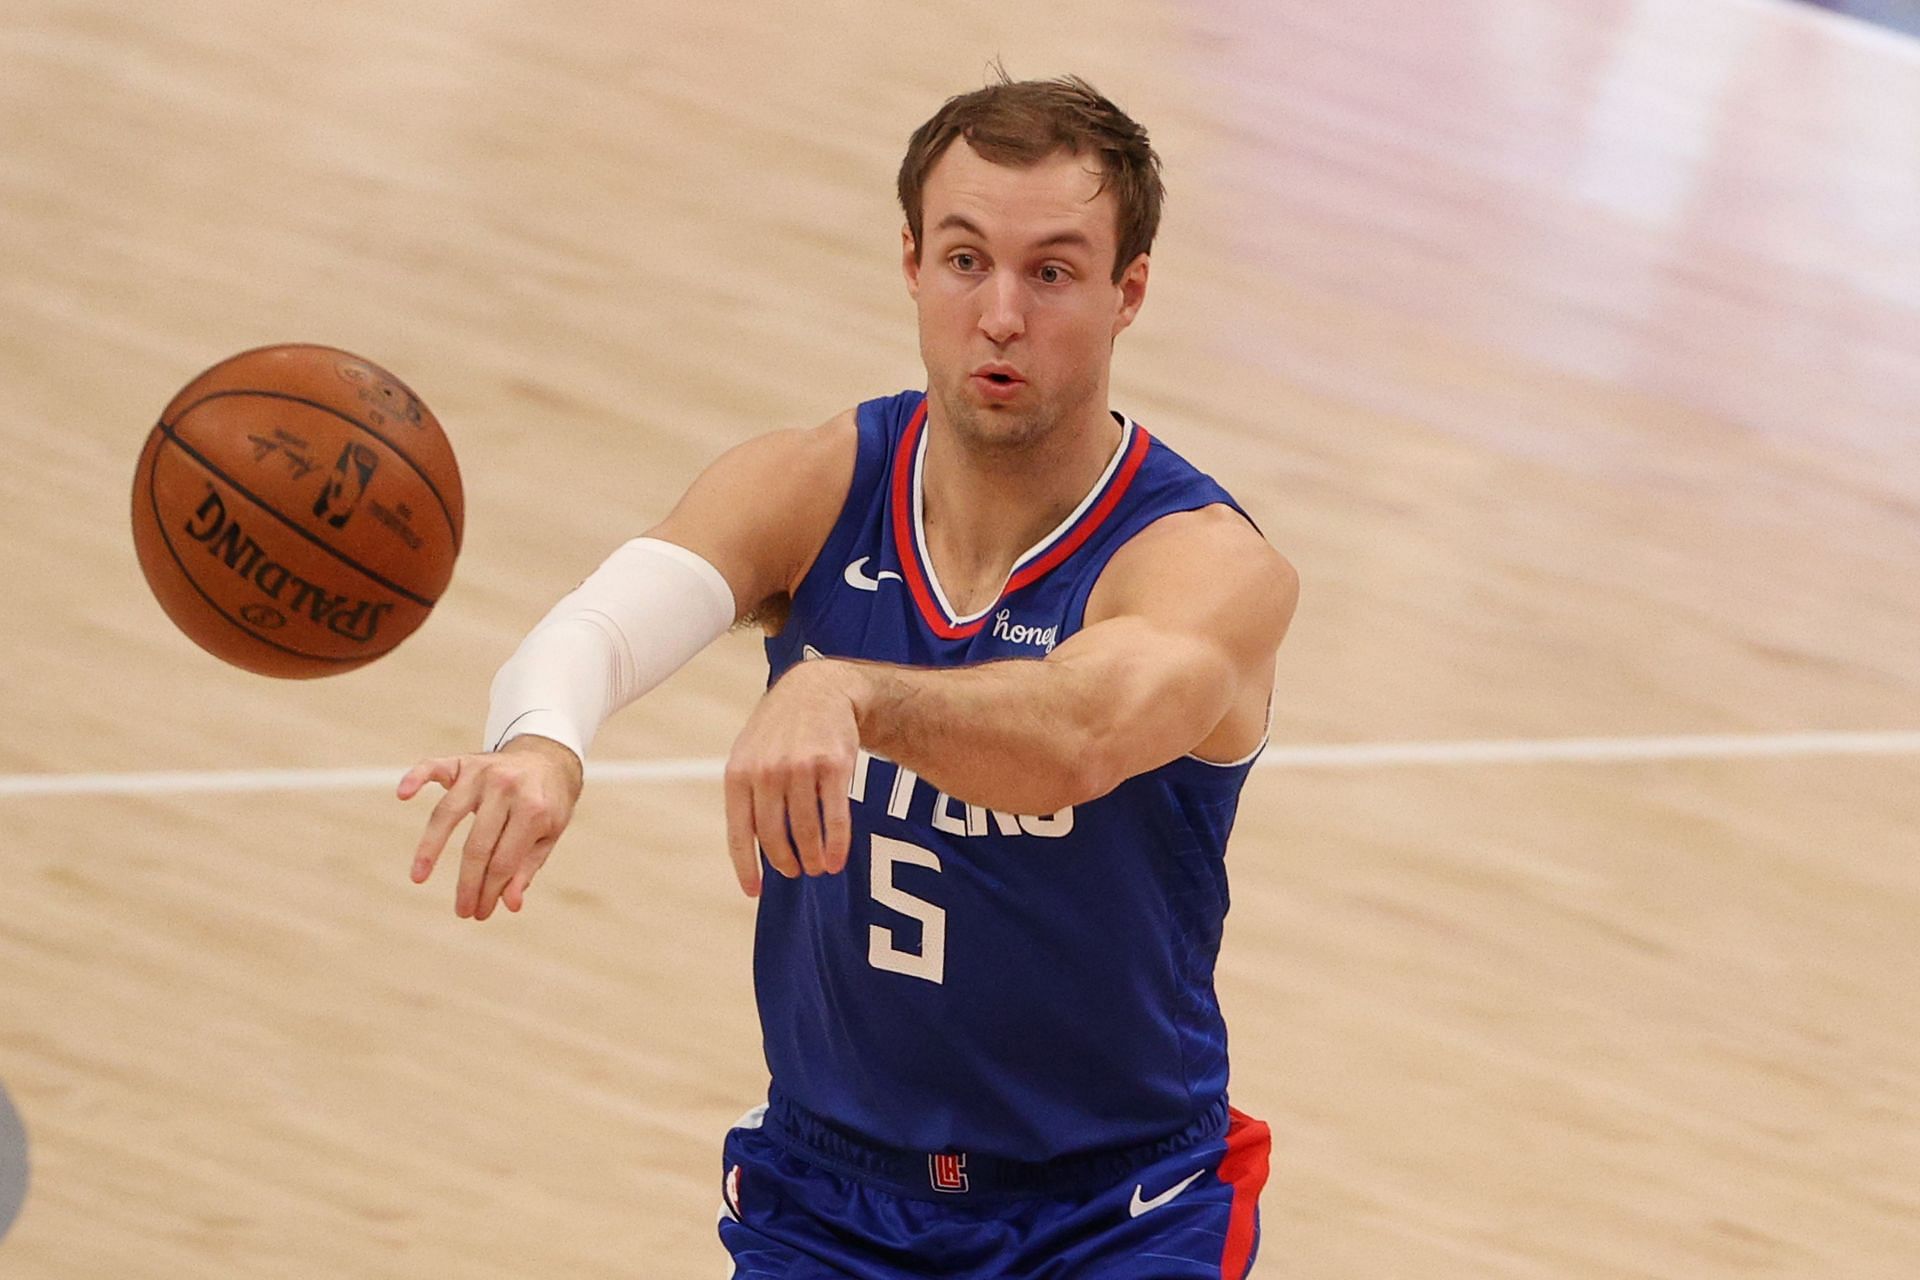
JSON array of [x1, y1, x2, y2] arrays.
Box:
[[2, 0, 1917, 1275]]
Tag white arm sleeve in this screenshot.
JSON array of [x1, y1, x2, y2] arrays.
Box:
[[483, 537, 738, 760]]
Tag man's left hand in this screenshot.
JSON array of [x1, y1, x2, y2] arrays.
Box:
[[723, 659, 862, 896]]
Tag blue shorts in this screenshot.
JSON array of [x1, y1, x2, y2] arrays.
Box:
[[716, 1096, 1270, 1278]]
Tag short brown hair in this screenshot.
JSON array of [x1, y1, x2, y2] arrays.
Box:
[[898, 73, 1164, 284]]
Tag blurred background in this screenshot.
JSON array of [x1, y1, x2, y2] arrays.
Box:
[[1804, 0, 1920, 34], [2, 0, 1916, 1275]]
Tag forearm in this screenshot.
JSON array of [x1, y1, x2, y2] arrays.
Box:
[[840, 658, 1108, 813], [826, 625, 1229, 812], [484, 538, 735, 759]]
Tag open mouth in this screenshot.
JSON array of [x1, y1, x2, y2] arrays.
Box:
[[972, 366, 1025, 389]]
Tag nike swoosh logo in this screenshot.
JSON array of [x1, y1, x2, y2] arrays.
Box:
[[1128, 1168, 1206, 1218], [843, 557, 903, 591]]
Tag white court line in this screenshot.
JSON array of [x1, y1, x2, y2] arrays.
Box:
[[0, 731, 1917, 799]]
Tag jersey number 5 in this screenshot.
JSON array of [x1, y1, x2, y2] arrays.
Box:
[[867, 835, 945, 985]]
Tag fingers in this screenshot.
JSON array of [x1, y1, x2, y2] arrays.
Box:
[[411, 768, 479, 885], [405, 751, 572, 918], [724, 769, 761, 897], [398, 756, 459, 802], [402, 757, 464, 882], [456, 788, 512, 918], [754, 776, 802, 883], [502, 838, 553, 914], [475, 807, 546, 921], [787, 772, 827, 876], [726, 750, 860, 894], [821, 762, 854, 875]]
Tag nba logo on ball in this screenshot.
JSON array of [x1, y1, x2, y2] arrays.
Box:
[[314, 443, 379, 528]]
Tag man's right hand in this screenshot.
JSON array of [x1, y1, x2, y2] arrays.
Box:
[[398, 735, 584, 921]]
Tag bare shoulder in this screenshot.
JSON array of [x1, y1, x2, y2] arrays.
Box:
[[770, 408, 861, 594], [712, 407, 859, 503], [781, 406, 861, 485], [1086, 504, 1299, 652], [646, 407, 861, 622]]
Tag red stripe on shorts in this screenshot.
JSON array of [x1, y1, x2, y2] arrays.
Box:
[[1216, 1107, 1271, 1279]]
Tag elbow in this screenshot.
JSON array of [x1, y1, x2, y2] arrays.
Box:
[[1048, 671, 1165, 807], [1048, 653, 1235, 807], [1057, 726, 1128, 808], [978, 727, 1119, 814]]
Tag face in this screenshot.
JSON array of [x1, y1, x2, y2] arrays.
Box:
[[903, 142, 1149, 454]]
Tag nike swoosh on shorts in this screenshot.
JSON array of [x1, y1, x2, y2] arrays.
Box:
[[1128, 1168, 1207, 1218]]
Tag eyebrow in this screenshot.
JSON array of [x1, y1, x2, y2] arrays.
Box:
[[932, 214, 1094, 254]]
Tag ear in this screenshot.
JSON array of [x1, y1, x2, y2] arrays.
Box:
[[902, 223, 921, 299], [1111, 253, 1150, 337]]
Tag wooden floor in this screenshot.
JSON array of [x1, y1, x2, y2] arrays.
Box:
[[3, 0, 1918, 1275]]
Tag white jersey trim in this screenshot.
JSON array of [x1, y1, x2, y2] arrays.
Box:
[[910, 415, 1136, 628], [1185, 699, 1274, 768]]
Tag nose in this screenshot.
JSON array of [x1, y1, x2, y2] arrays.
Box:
[[978, 269, 1025, 346]]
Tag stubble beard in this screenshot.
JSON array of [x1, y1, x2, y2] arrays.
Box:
[[934, 366, 1100, 464]]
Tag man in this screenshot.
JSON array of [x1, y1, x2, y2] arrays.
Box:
[[401, 74, 1298, 1278]]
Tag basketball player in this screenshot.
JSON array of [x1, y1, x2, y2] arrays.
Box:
[[401, 75, 1298, 1278]]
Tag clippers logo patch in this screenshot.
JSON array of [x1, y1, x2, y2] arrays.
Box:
[[929, 1152, 969, 1194]]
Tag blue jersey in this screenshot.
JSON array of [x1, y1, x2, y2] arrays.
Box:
[[758, 390, 1261, 1164]]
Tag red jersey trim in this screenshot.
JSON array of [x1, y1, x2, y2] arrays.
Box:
[[888, 398, 1153, 641]]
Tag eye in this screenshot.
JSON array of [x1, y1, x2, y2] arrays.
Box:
[[950, 252, 982, 273], [1037, 264, 1071, 285]]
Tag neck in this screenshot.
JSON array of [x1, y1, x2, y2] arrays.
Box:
[[917, 395, 1124, 615]]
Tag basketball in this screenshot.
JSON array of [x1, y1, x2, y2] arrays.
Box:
[[130, 344, 464, 678]]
